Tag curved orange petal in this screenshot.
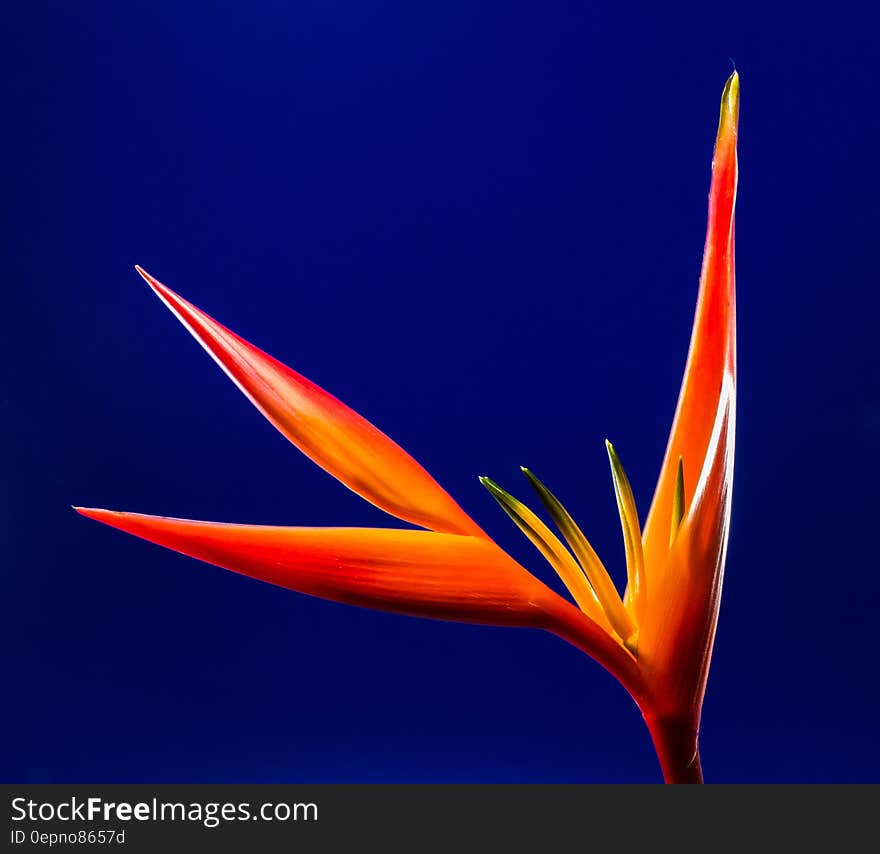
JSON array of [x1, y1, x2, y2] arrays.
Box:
[[75, 507, 545, 625], [74, 506, 642, 694], [134, 267, 484, 538], [641, 72, 738, 582]]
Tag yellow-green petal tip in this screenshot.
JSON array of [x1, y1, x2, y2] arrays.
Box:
[[720, 70, 740, 131]]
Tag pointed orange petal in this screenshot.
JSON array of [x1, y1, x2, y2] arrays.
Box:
[[134, 266, 483, 538], [75, 506, 642, 694], [641, 72, 738, 579], [74, 507, 543, 625]]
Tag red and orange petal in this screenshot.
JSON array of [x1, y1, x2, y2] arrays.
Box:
[[74, 507, 550, 625], [641, 73, 738, 585], [75, 506, 643, 693], [135, 266, 484, 539]]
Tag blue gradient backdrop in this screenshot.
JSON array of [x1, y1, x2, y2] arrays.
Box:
[[4, 1, 878, 782]]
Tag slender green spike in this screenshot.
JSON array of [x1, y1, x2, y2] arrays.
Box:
[[605, 441, 647, 622], [479, 476, 608, 626], [521, 467, 636, 645], [670, 457, 685, 547]]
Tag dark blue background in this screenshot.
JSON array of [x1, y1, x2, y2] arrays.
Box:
[[4, 1, 878, 782]]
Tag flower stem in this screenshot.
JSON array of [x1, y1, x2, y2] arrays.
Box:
[[644, 714, 703, 784]]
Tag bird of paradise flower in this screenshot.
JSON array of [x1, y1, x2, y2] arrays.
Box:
[[76, 72, 739, 783]]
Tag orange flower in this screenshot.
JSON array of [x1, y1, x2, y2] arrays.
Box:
[[77, 71, 739, 783]]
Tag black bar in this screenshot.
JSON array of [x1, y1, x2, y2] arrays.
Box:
[[2, 784, 875, 852]]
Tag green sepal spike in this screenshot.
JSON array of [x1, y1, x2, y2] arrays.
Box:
[[670, 457, 685, 547]]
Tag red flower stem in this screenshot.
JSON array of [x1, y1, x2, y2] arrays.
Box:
[[644, 714, 703, 784]]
